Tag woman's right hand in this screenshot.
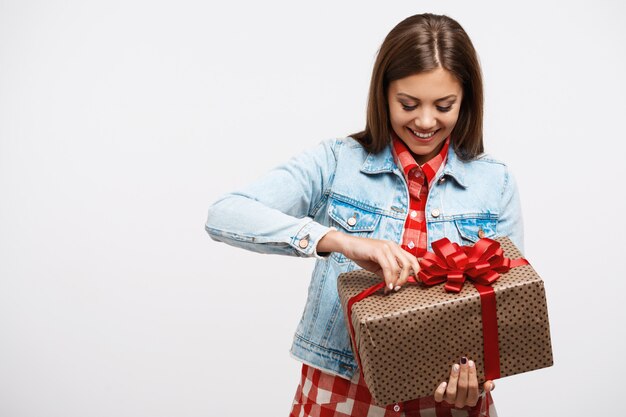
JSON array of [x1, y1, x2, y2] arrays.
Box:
[[317, 231, 420, 293]]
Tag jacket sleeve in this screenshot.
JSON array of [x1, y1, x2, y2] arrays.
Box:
[[204, 138, 339, 258], [498, 166, 525, 253]]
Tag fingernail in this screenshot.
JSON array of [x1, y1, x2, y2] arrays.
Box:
[[453, 364, 460, 372], [440, 381, 447, 389], [388, 282, 394, 290], [394, 285, 401, 291], [460, 356, 467, 365], [469, 360, 475, 368]]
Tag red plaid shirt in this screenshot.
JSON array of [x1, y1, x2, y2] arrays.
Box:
[[391, 135, 449, 259], [289, 138, 497, 416]]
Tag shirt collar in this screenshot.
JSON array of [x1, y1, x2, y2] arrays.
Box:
[[391, 135, 450, 186]]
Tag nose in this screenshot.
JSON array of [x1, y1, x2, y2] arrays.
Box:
[[414, 108, 437, 131]]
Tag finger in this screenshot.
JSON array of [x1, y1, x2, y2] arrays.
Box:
[[483, 380, 495, 392], [394, 252, 413, 289], [376, 241, 399, 293], [410, 254, 421, 282], [466, 360, 479, 407], [373, 254, 393, 294], [444, 363, 460, 403], [433, 381, 447, 403], [391, 245, 420, 289], [454, 357, 469, 408], [382, 244, 400, 290]]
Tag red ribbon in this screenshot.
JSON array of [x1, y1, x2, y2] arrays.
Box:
[[418, 237, 528, 293], [345, 237, 529, 384]]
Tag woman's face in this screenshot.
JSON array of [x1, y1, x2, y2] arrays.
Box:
[[387, 67, 463, 165]]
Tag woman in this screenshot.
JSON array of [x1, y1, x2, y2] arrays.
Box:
[[206, 13, 520, 416]]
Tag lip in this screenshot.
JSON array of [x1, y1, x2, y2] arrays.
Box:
[[406, 127, 439, 142]]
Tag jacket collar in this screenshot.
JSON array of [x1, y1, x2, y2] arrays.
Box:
[[441, 144, 467, 188], [361, 142, 468, 188], [360, 144, 397, 174]]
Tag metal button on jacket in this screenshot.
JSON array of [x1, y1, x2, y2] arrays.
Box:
[[298, 238, 309, 249], [393, 404, 401, 412], [347, 216, 357, 226], [431, 208, 441, 218]]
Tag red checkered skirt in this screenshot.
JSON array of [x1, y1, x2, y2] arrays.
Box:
[[289, 364, 497, 417]]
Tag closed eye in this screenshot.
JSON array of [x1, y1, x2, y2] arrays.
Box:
[[402, 103, 453, 112]]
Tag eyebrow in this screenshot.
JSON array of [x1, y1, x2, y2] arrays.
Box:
[[396, 93, 457, 102]]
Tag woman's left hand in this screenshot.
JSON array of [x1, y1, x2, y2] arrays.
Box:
[[433, 357, 495, 408]]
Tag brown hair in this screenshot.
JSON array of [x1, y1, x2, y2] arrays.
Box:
[[351, 13, 484, 160]]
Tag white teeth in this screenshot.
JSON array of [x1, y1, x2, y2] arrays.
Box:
[[410, 128, 436, 139]]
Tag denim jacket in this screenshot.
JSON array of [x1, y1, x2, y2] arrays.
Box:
[[205, 136, 523, 380]]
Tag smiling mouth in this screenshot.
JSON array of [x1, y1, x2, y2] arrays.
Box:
[[408, 127, 439, 140]]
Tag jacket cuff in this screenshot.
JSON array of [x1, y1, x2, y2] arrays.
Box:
[[292, 220, 337, 259]]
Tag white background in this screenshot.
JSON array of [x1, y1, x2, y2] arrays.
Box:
[[1, 1, 625, 416]]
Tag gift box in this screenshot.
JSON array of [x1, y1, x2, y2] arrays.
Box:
[[337, 237, 553, 406]]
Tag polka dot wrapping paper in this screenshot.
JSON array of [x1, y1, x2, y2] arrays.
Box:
[[337, 237, 554, 406]]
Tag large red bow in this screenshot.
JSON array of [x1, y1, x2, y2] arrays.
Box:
[[417, 237, 527, 293]]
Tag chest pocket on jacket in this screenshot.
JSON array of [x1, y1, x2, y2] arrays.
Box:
[[328, 198, 382, 264], [454, 217, 497, 244]]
